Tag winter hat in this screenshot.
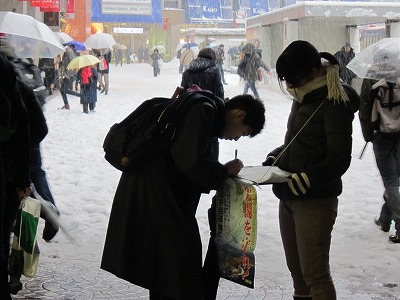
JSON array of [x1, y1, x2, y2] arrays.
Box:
[[345, 42, 351, 48], [277, 40, 348, 103]]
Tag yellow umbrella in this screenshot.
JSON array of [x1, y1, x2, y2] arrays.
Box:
[[67, 54, 101, 70]]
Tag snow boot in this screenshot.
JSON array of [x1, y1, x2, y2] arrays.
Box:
[[389, 231, 400, 243], [374, 217, 391, 232]]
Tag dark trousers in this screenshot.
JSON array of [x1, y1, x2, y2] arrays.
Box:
[[60, 77, 80, 105], [202, 198, 220, 300], [279, 197, 337, 299], [30, 145, 55, 205], [0, 184, 20, 300], [0, 154, 12, 299], [218, 64, 226, 84]]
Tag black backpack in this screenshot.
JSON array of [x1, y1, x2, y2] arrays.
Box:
[[103, 91, 218, 172]]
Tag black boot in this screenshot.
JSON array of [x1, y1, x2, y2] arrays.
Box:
[[83, 103, 89, 114], [294, 297, 312, 300]]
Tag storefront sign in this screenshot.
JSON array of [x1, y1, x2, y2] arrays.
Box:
[[101, 0, 152, 15], [113, 27, 144, 34]]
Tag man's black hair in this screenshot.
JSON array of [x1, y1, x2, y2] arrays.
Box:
[[225, 94, 265, 136]]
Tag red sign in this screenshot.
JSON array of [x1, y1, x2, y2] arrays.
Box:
[[40, 0, 53, 8], [30, 0, 42, 6], [40, 0, 60, 12], [162, 18, 169, 30], [66, 0, 75, 14]]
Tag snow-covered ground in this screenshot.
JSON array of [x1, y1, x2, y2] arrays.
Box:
[[24, 59, 400, 299]]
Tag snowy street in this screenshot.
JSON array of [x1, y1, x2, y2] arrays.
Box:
[[13, 60, 400, 300]]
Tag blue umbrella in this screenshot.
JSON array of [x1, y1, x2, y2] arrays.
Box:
[[182, 42, 198, 49], [65, 40, 86, 51]]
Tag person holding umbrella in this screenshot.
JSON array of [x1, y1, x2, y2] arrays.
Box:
[[77, 63, 98, 113], [60, 45, 80, 109], [358, 51, 400, 243], [68, 54, 100, 113], [97, 48, 111, 95], [348, 38, 400, 243], [150, 48, 161, 77]]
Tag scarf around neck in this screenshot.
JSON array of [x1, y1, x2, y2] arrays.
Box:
[[286, 63, 349, 104]]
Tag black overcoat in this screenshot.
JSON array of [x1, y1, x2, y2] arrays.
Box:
[[101, 98, 227, 299]]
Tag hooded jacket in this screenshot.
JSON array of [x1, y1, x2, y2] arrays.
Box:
[[181, 57, 224, 99], [238, 43, 268, 83]]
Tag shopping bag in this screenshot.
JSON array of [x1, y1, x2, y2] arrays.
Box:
[[214, 178, 257, 288], [257, 67, 263, 81], [10, 196, 41, 277]]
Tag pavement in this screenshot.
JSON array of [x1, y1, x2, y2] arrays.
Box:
[[11, 250, 295, 300]]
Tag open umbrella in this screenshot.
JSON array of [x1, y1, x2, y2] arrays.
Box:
[[67, 54, 100, 70], [227, 46, 239, 55], [182, 42, 199, 50], [0, 11, 65, 58], [176, 42, 199, 52], [149, 45, 166, 54], [176, 42, 186, 52], [84, 33, 117, 49], [65, 40, 86, 51], [347, 38, 400, 84], [113, 43, 127, 50], [54, 32, 73, 44]]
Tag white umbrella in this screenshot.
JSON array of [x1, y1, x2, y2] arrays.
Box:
[[84, 33, 117, 49], [113, 43, 127, 50], [347, 38, 400, 84], [54, 32, 74, 44], [149, 45, 166, 54], [0, 11, 65, 58]]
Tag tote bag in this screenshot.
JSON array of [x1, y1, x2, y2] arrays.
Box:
[[10, 197, 41, 277]]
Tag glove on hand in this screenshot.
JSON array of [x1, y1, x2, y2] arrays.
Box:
[[262, 156, 276, 166], [287, 173, 311, 196]]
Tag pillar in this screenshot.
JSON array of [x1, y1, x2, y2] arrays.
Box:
[[283, 18, 298, 49]]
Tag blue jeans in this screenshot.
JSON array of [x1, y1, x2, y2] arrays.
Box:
[[373, 131, 400, 232], [243, 81, 259, 99], [279, 197, 338, 299], [30, 144, 55, 205]]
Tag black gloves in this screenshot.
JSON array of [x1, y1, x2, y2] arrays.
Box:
[[262, 155, 276, 166], [287, 173, 311, 196]]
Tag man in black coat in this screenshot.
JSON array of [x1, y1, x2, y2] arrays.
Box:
[[101, 93, 265, 300], [334, 42, 356, 85]]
